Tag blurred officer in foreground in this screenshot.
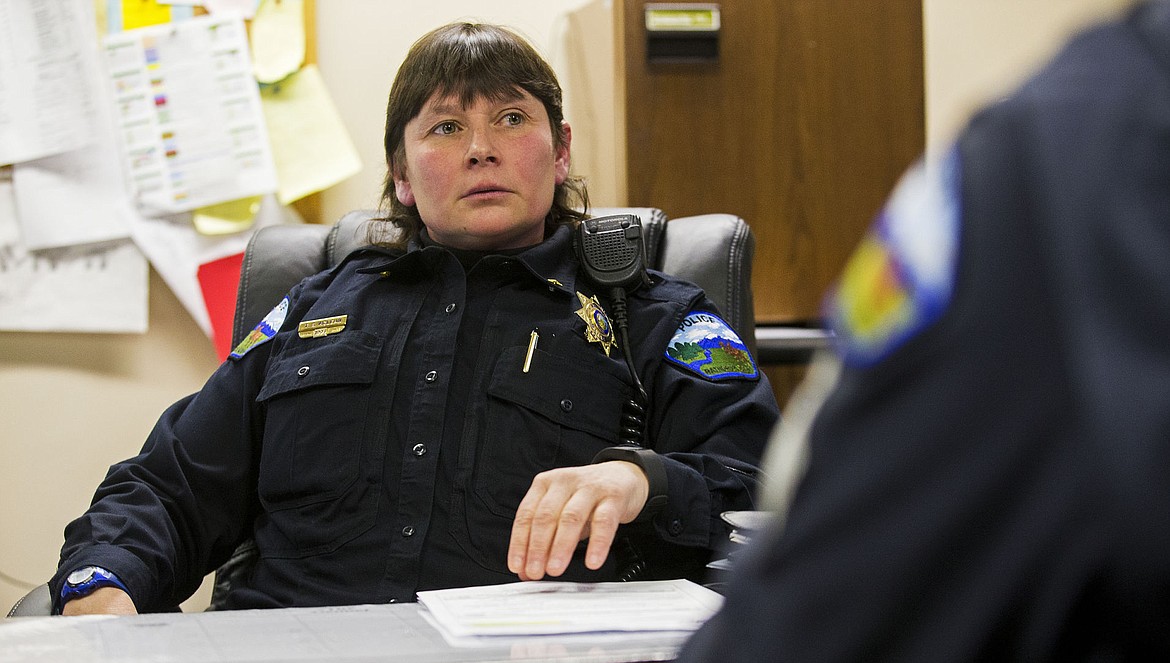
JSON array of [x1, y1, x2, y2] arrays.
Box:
[[680, 2, 1170, 659]]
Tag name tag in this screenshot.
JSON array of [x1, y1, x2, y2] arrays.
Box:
[[297, 315, 347, 339]]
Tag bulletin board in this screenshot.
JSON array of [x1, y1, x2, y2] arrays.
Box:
[[1, 0, 361, 351]]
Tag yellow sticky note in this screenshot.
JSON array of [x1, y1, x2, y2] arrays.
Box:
[[260, 65, 362, 204], [251, 0, 305, 84], [122, 0, 172, 30], [192, 195, 263, 235]]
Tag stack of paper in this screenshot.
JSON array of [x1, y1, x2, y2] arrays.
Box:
[[416, 579, 722, 647], [707, 510, 775, 574]]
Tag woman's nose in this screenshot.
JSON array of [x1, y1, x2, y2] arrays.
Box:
[[467, 129, 498, 165]]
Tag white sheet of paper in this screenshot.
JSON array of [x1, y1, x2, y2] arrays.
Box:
[[0, 0, 100, 165], [14, 142, 140, 249], [0, 166, 17, 247], [202, 0, 260, 19], [416, 580, 723, 638], [103, 14, 277, 214], [11, 0, 136, 250], [0, 184, 147, 334]]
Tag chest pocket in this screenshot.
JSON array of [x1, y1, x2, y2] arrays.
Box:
[[255, 331, 382, 557], [473, 344, 629, 519]]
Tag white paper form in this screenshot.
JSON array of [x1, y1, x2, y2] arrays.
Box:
[[103, 14, 277, 215], [11, 0, 137, 251], [0, 0, 99, 166], [417, 580, 724, 638], [0, 167, 147, 334]]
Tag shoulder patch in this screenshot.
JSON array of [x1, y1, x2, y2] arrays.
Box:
[[665, 311, 759, 380], [229, 296, 289, 360], [824, 147, 961, 367]]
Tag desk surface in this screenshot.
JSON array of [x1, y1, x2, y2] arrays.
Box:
[[0, 602, 687, 662]]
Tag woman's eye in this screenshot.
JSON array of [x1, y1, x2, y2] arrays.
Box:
[[502, 112, 524, 126], [433, 121, 458, 135]]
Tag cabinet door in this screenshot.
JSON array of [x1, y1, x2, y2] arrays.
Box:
[[622, 0, 925, 324]]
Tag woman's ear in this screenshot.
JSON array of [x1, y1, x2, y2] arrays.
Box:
[[394, 173, 415, 207], [554, 121, 572, 185]]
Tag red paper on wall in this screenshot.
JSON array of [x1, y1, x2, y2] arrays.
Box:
[[197, 252, 244, 361]]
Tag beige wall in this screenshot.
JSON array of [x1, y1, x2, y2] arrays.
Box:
[[0, 0, 1135, 614], [924, 0, 1136, 150]]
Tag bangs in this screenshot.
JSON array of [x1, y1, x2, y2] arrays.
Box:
[[384, 22, 564, 169], [424, 33, 559, 110]]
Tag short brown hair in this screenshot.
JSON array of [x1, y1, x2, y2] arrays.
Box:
[[370, 22, 589, 247]]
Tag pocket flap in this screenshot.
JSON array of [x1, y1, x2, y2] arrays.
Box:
[[487, 345, 629, 441], [258, 331, 381, 402]]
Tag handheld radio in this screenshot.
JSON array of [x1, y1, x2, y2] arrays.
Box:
[[574, 214, 651, 447]]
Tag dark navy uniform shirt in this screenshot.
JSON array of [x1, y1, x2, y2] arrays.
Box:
[[53, 223, 778, 612], [681, 3, 1170, 660]]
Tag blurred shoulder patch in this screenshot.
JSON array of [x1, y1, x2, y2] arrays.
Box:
[[666, 311, 759, 380], [229, 296, 289, 360], [823, 148, 961, 367]]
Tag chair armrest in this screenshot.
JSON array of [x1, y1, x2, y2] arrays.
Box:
[[7, 583, 52, 618]]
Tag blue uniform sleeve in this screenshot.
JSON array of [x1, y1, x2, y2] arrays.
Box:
[[638, 290, 780, 552], [49, 285, 305, 613]]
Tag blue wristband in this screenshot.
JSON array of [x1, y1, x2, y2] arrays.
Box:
[[60, 566, 130, 607]]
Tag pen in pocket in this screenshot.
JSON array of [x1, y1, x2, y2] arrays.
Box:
[[523, 328, 540, 373]]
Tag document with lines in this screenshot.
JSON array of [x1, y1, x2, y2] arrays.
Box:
[[417, 579, 722, 639]]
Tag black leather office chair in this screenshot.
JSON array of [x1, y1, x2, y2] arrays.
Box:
[[233, 208, 756, 359], [7, 207, 756, 617]]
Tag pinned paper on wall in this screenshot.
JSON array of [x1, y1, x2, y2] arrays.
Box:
[[12, 144, 137, 250], [119, 0, 173, 30], [250, 0, 305, 84], [0, 167, 18, 247], [192, 195, 262, 235], [12, 0, 136, 251], [0, 239, 149, 333], [261, 64, 362, 205], [0, 0, 100, 165], [103, 14, 278, 215], [197, 251, 245, 359], [202, 0, 261, 20], [131, 195, 296, 335], [0, 167, 148, 333]]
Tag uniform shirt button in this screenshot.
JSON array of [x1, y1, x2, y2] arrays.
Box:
[[402, 526, 415, 537], [560, 399, 573, 413], [424, 370, 438, 383], [445, 303, 457, 313], [669, 519, 684, 536], [412, 443, 427, 457], [297, 366, 310, 377]]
